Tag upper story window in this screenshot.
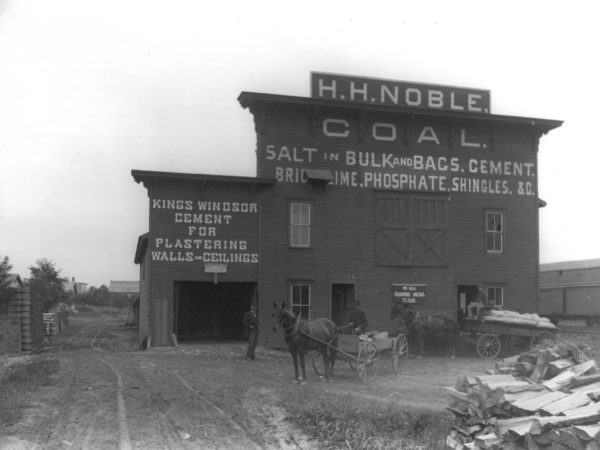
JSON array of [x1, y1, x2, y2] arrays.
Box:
[[290, 202, 311, 247], [485, 211, 504, 253], [290, 282, 310, 319]]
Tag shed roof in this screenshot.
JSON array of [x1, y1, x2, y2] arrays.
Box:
[[109, 280, 139, 294], [540, 258, 600, 272], [131, 170, 276, 189]]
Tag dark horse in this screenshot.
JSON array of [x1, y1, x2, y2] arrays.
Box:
[[390, 302, 459, 358], [272, 302, 338, 383]]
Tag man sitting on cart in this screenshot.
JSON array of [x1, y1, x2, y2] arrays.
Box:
[[348, 300, 368, 334]]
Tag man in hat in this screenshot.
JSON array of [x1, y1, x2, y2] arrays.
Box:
[[349, 300, 368, 334], [242, 301, 259, 360]]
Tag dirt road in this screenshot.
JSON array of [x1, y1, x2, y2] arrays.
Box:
[[1, 309, 560, 449]]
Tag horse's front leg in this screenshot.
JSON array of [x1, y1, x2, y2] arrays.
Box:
[[291, 350, 301, 383], [298, 351, 307, 383]]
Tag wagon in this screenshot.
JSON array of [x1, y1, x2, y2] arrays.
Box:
[[310, 332, 409, 383], [462, 317, 558, 359]]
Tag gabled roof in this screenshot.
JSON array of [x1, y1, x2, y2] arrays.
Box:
[[109, 280, 139, 294], [540, 258, 600, 272], [5, 274, 23, 288]]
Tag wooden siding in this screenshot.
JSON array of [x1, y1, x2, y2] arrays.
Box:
[[145, 180, 262, 346], [253, 102, 542, 347]]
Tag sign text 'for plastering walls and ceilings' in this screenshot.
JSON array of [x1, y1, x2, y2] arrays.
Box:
[[150, 200, 259, 264]]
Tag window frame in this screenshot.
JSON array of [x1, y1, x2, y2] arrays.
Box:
[[486, 286, 504, 308], [290, 282, 311, 319], [485, 210, 505, 254], [289, 201, 312, 248]]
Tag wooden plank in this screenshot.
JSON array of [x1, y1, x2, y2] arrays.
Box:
[[543, 361, 598, 391], [563, 402, 600, 418], [513, 391, 567, 412], [473, 432, 502, 448], [572, 423, 600, 440], [549, 428, 586, 450], [571, 382, 600, 396], [543, 392, 592, 416], [571, 374, 600, 389]]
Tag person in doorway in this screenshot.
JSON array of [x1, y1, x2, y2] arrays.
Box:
[[348, 300, 368, 334], [242, 301, 259, 360], [468, 285, 488, 318]]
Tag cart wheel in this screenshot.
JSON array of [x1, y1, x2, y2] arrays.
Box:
[[311, 351, 325, 377], [356, 342, 380, 383], [392, 334, 409, 375], [530, 331, 556, 350], [477, 334, 501, 359]]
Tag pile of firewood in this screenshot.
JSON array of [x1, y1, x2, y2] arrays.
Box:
[[445, 343, 600, 449]]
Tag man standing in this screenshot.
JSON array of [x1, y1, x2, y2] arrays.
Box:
[[349, 300, 368, 334], [242, 301, 259, 360]]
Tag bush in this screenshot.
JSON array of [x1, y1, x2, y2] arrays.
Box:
[[279, 387, 450, 449], [0, 358, 60, 426]]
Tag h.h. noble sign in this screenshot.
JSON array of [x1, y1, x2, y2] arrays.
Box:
[[311, 72, 491, 114]]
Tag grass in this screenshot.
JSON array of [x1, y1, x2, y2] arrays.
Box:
[[279, 387, 451, 449], [0, 358, 60, 427]]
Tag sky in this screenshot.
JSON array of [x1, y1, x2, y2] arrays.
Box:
[[0, 0, 598, 288]]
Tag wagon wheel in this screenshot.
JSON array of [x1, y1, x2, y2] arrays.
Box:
[[392, 334, 409, 375], [310, 351, 325, 377], [530, 331, 556, 350], [356, 342, 380, 383], [476, 334, 502, 359]]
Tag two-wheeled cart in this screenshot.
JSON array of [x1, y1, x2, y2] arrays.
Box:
[[310, 332, 409, 383], [463, 317, 558, 359]]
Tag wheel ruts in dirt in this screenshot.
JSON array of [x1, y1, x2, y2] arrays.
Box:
[[356, 342, 381, 383], [476, 333, 502, 359], [392, 334, 408, 375]]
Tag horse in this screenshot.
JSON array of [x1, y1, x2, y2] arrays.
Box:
[[389, 302, 459, 358], [272, 302, 338, 383]]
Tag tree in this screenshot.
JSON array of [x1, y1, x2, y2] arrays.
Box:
[[0, 255, 13, 314], [28, 258, 68, 312]]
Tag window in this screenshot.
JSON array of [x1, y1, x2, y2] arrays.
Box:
[[487, 286, 503, 307], [485, 211, 504, 253], [290, 202, 311, 247], [290, 283, 310, 319]]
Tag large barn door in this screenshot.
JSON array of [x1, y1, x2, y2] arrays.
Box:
[[375, 194, 447, 266]]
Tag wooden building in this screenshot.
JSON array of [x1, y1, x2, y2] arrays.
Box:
[[539, 259, 600, 324], [133, 73, 562, 347]]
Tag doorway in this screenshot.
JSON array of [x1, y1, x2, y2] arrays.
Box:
[[331, 283, 355, 328], [174, 281, 257, 341], [456, 284, 480, 325]]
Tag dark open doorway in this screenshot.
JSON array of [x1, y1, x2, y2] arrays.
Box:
[[331, 283, 355, 328], [174, 281, 257, 342], [456, 284, 479, 326]]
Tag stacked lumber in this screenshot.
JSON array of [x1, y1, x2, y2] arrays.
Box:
[[481, 310, 557, 330], [445, 343, 600, 449]]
